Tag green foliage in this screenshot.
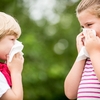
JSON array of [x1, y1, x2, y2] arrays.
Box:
[[0, 0, 80, 100]]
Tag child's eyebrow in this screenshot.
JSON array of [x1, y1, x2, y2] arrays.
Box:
[[84, 21, 92, 25]]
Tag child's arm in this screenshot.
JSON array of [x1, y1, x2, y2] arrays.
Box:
[[64, 59, 85, 99], [1, 52, 24, 100], [64, 32, 85, 99]]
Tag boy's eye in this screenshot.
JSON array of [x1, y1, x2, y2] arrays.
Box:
[[11, 39, 15, 41]]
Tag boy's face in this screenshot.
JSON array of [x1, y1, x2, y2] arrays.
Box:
[[0, 35, 16, 60], [77, 10, 100, 37]]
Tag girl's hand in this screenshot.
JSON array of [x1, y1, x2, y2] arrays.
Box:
[[85, 31, 100, 56], [7, 52, 24, 74], [76, 32, 85, 53]]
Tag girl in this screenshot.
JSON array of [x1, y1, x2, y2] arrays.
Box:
[[64, 0, 100, 100], [0, 12, 24, 100]]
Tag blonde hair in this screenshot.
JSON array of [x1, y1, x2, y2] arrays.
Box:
[[0, 12, 21, 39], [76, 0, 100, 17]]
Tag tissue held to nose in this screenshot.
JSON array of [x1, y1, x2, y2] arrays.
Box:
[[8, 40, 24, 62], [76, 29, 96, 62], [83, 28, 96, 36], [82, 28, 96, 45]]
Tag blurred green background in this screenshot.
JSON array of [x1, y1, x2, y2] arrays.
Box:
[[0, 0, 80, 100]]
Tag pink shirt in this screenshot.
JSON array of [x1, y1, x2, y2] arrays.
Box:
[[77, 59, 100, 100]]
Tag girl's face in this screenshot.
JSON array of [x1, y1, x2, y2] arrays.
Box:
[[77, 10, 100, 37], [0, 35, 16, 60]]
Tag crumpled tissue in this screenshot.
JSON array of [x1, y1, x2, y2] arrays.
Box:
[[76, 29, 96, 61], [8, 40, 24, 62]]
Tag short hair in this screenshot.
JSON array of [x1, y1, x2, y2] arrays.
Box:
[[76, 0, 100, 17], [0, 12, 21, 39]]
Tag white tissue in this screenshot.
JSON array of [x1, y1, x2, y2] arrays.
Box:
[[8, 40, 24, 62], [76, 46, 89, 61], [76, 29, 96, 62], [83, 28, 96, 36]]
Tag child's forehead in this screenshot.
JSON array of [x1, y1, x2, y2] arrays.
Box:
[[77, 10, 96, 21]]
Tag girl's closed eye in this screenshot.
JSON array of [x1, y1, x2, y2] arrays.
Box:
[[80, 23, 92, 29], [88, 24, 92, 26], [86, 23, 93, 27]]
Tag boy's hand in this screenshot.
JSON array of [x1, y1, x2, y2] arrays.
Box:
[[76, 32, 85, 53], [7, 52, 24, 74]]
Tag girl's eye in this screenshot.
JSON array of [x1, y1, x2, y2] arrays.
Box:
[[87, 24, 92, 27]]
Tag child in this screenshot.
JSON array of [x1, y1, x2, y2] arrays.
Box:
[[0, 12, 24, 100], [64, 0, 100, 100]]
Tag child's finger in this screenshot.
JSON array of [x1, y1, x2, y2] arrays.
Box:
[[14, 52, 24, 62]]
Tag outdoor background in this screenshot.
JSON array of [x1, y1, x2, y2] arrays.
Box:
[[0, 0, 80, 100]]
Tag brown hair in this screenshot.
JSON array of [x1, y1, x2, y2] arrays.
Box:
[[0, 12, 21, 39], [76, 0, 100, 17]]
